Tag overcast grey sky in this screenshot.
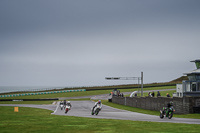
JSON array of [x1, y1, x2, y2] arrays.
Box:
[[0, 0, 200, 86]]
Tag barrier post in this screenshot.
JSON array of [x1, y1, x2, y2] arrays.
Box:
[[14, 107, 19, 112]]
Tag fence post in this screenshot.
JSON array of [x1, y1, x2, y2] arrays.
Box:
[[125, 97, 126, 105]]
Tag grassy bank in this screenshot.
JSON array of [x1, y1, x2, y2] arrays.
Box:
[[0, 106, 199, 133], [0, 86, 175, 99]]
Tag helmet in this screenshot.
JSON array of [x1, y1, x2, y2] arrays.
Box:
[[98, 100, 101, 104], [170, 101, 173, 105], [67, 101, 70, 103]]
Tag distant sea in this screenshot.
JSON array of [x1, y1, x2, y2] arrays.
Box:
[[0, 86, 67, 94]]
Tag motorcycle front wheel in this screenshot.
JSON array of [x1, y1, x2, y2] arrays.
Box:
[[160, 112, 164, 119], [95, 112, 99, 115], [168, 113, 173, 119], [65, 109, 68, 114], [95, 109, 99, 115]]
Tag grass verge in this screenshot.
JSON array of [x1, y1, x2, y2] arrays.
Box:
[[0, 106, 200, 133]]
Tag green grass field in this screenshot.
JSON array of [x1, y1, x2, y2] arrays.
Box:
[[0, 106, 200, 133]]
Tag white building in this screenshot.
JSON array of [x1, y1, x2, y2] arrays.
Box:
[[175, 59, 200, 97]]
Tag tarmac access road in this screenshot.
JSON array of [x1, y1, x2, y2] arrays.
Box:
[[1, 100, 200, 125]]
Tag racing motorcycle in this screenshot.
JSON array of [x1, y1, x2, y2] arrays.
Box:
[[91, 104, 101, 115], [60, 102, 64, 110], [160, 106, 175, 119], [65, 105, 71, 114]]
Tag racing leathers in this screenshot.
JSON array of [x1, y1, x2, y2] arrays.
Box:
[[66, 102, 72, 108], [92, 101, 102, 112]]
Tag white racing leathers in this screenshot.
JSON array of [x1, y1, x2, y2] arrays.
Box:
[[91, 102, 102, 115]]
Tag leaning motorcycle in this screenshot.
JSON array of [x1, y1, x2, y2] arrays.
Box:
[[91, 104, 101, 115], [60, 103, 64, 110], [65, 105, 71, 114], [160, 106, 175, 119]]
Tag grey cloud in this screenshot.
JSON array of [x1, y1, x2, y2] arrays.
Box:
[[0, 0, 200, 86]]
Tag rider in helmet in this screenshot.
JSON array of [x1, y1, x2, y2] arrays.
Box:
[[92, 100, 102, 111], [63, 100, 67, 106], [63, 100, 67, 109], [162, 101, 173, 116], [165, 101, 173, 114], [66, 101, 72, 108], [167, 101, 173, 108], [60, 100, 64, 105]]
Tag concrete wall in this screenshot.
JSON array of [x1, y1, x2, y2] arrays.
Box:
[[112, 96, 200, 114]]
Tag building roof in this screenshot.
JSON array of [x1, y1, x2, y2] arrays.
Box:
[[190, 59, 200, 62], [184, 69, 200, 75]]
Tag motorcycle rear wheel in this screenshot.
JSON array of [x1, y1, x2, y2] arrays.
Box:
[[91, 111, 94, 115]]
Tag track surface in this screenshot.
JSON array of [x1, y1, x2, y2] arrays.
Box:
[[55, 101, 200, 124]]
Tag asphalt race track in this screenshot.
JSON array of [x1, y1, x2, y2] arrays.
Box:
[[55, 101, 200, 124], [1, 100, 200, 125]]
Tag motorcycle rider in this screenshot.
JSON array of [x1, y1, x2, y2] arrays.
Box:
[[59, 101, 64, 109], [167, 101, 173, 108], [63, 100, 67, 108], [60, 101, 64, 106], [66, 101, 72, 108], [164, 101, 173, 115], [92, 100, 102, 112], [60, 101, 63, 105], [64, 100, 66, 105]]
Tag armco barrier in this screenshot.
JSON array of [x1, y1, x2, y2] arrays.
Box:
[[0, 98, 59, 101], [0, 89, 86, 98]]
